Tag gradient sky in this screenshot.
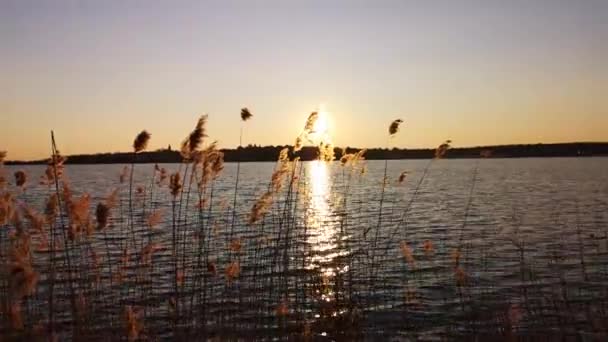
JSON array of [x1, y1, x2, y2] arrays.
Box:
[[1, 0, 606, 160]]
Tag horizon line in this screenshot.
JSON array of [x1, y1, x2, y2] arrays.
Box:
[[4, 140, 608, 163]]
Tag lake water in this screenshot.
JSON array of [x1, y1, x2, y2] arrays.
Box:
[[3, 157, 608, 340]]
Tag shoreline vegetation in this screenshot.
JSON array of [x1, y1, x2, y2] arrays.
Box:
[[6, 142, 608, 165]]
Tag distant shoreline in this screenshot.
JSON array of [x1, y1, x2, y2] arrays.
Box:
[[6, 142, 608, 165]]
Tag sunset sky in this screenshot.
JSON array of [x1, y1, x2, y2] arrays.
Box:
[[1, 0, 606, 160]]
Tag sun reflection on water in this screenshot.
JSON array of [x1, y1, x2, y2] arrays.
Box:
[[305, 160, 348, 280]]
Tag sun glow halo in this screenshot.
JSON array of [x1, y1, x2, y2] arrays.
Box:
[[312, 104, 332, 144]]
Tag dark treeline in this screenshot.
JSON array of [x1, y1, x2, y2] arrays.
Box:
[[6, 142, 608, 165]]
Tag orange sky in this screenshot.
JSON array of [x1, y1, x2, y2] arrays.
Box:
[[1, 1, 606, 160]]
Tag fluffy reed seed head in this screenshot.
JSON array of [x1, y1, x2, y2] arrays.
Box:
[[398, 171, 408, 184], [400, 241, 416, 267], [14, 170, 27, 187], [96, 188, 119, 230], [229, 238, 243, 253], [9, 263, 39, 299], [435, 139, 452, 159], [67, 193, 92, 239], [225, 260, 240, 281], [199, 145, 224, 186], [133, 130, 151, 153], [341, 149, 367, 169], [303, 112, 319, 132], [0, 151, 7, 163], [23, 207, 44, 233], [318, 142, 335, 161], [422, 240, 434, 256], [249, 191, 273, 225], [44, 194, 58, 224], [95, 203, 110, 230], [389, 119, 403, 136], [241, 107, 253, 121], [294, 136, 303, 152], [0, 193, 15, 225], [146, 209, 163, 228], [181, 115, 208, 160], [207, 261, 217, 276], [279, 147, 289, 163], [124, 306, 144, 342], [169, 172, 182, 197]]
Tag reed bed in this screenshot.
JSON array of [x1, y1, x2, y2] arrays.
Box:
[[0, 113, 607, 341]]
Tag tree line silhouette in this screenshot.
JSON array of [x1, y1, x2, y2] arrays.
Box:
[[6, 142, 608, 165]]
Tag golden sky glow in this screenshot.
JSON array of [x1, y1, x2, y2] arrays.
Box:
[[1, 1, 606, 160]]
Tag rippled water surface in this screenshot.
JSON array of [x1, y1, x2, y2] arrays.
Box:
[[3, 158, 608, 340]]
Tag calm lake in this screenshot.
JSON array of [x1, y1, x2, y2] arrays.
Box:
[[3, 157, 608, 340]]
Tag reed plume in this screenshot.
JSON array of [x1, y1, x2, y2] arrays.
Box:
[[169, 172, 182, 197], [199, 144, 224, 187], [249, 191, 273, 225], [340, 149, 367, 169], [303, 112, 318, 132], [398, 171, 408, 184], [23, 206, 44, 233], [67, 193, 91, 229], [207, 261, 217, 276], [0, 192, 14, 225], [8, 232, 39, 300], [400, 241, 416, 267], [0, 150, 6, 163], [293, 111, 320, 152], [95, 203, 110, 230], [225, 260, 240, 282], [422, 240, 434, 256], [146, 209, 164, 228], [435, 139, 452, 159], [294, 136, 303, 152], [14, 170, 27, 187], [181, 115, 208, 160], [229, 238, 243, 253], [133, 130, 151, 153], [318, 142, 335, 161], [96, 189, 119, 230], [45, 152, 66, 185], [124, 306, 144, 341], [241, 107, 253, 121], [248, 147, 295, 225], [389, 119, 403, 136], [44, 194, 58, 224]]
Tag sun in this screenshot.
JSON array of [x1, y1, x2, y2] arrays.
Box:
[[312, 104, 331, 143], [313, 110, 328, 136]]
